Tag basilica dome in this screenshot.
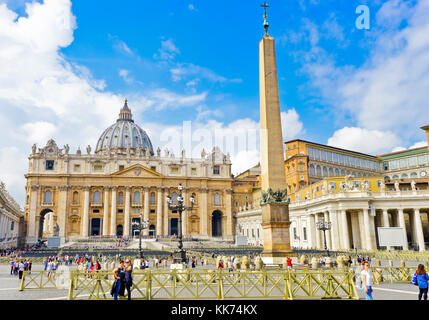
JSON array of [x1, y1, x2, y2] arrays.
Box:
[[95, 100, 154, 155]]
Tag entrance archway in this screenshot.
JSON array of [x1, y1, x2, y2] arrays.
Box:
[[212, 210, 223, 237], [149, 224, 156, 237], [170, 218, 178, 236], [90, 218, 101, 236], [116, 225, 123, 237], [38, 209, 53, 239]]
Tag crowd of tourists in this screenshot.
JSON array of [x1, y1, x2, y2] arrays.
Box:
[[10, 258, 32, 279]]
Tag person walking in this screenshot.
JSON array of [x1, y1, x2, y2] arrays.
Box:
[[286, 257, 293, 269], [18, 260, 24, 280], [125, 259, 133, 300], [412, 264, 429, 300], [361, 261, 373, 300]]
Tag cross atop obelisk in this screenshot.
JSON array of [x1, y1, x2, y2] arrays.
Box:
[[260, 1, 270, 36]]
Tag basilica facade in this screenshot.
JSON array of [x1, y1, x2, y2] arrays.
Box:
[[24, 101, 235, 243]]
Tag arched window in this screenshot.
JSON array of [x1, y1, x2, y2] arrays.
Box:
[[316, 165, 322, 176], [392, 174, 399, 179], [72, 191, 79, 204], [214, 193, 220, 205], [43, 190, 52, 204], [328, 167, 334, 177], [384, 176, 391, 180], [341, 169, 345, 176], [322, 166, 328, 177], [150, 192, 155, 204], [133, 191, 141, 203], [401, 173, 408, 179], [410, 172, 418, 178], [309, 164, 315, 176], [93, 191, 101, 203], [118, 192, 124, 204], [335, 168, 340, 176], [171, 192, 178, 204]]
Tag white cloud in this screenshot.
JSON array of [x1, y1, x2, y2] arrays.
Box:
[[118, 69, 134, 84], [153, 39, 180, 61], [21, 121, 57, 144], [281, 108, 304, 141], [109, 35, 133, 55], [170, 63, 242, 84], [410, 141, 427, 149], [327, 127, 401, 154], [188, 4, 197, 11]]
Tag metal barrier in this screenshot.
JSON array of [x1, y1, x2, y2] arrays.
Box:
[[19, 270, 64, 290], [67, 269, 359, 300]]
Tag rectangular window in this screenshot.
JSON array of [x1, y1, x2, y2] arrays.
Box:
[[408, 157, 417, 167], [303, 227, 307, 241], [400, 158, 407, 169], [150, 166, 156, 171], [293, 228, 297, 240], [390, 160, 399, 169], [119, 165, 125, 171], [191, 168, 197, 175], [170, 167, 179, 174], [418, 155, 427, 165], [118, 209, 123, 213], [307, 147, 314, 159], [73, 164, 81, 172], [338, 154, 343, 165], [314, 149, 320, 160], [94, 165, 103, 172], [46, 160, 54, 170], [213, 166, 220, 175], [150, 209, 155, 214], [332, 152, 338, 163], [93, 209, 100, 213]]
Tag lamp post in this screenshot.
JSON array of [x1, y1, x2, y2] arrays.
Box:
[[316, 217, 332, 257], [166, 183, 194, 264], [131, 214, 149, 259]]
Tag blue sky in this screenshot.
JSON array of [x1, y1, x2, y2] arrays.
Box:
[[0, 0, 429, 205]]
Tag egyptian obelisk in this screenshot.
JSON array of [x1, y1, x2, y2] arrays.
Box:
[[259, 2, 294, 265]]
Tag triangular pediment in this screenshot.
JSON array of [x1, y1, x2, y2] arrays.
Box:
[[111, 164, 163, 178]]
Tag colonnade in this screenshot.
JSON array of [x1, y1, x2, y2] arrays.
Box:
[[293, 207, 429, 252]]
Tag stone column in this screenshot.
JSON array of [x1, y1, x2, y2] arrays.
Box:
[[225, 188, 233, 237], [110, 187, 117, 236], [382, 209, 391, 250], [363, 208, 373, 251], [58, 185, 69, 238], [103, 187, 110, 236], [143, 187, 150, 236], [309, 212, 316, 249], [323, 211, 331, 250], [28, 185, 40, 239], [295, 217, 301, 247], [314, 213, 321, 249], [200, 188, 208, 236], [182, 188, 188, 237], [163, 188, 169, 236], [124, 187, 131, 238], [340, 210, 350, 249], [414, 208, 425, 252], [82, 186, 90, 237], [156, 187, 163, 236], [329, 210, 340, 251], [398, 208, 408, 250]]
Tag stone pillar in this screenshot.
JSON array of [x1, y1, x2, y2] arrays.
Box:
[[103, 187, 110, 236], [351, 212, 361, 249], [382, 209, 391, 250], [200, 188, 208, 236], [58, 185, 69, 238], [363, 208, 373, 251], [163, 188, 169, 236], [156, 187, 163, 236], [398, 208, 408, 250], [225, 188, 233, 237], [124, 187, 131, 237], [358, 210, 366, 249], [110, 187, 117, 236], [143, 187, 150, 236], [182, 188, 188, 237], [329, 210, 340, 251], [309, 212, 316, 249], [414, 208, 425, 252], [323, 211, 331, 250], [340, 210, 350, 250], [28, 185, 40, 239], [314, 213, 321, 249], [295, 217, 301, 247], [82, 186, 90, 237]]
